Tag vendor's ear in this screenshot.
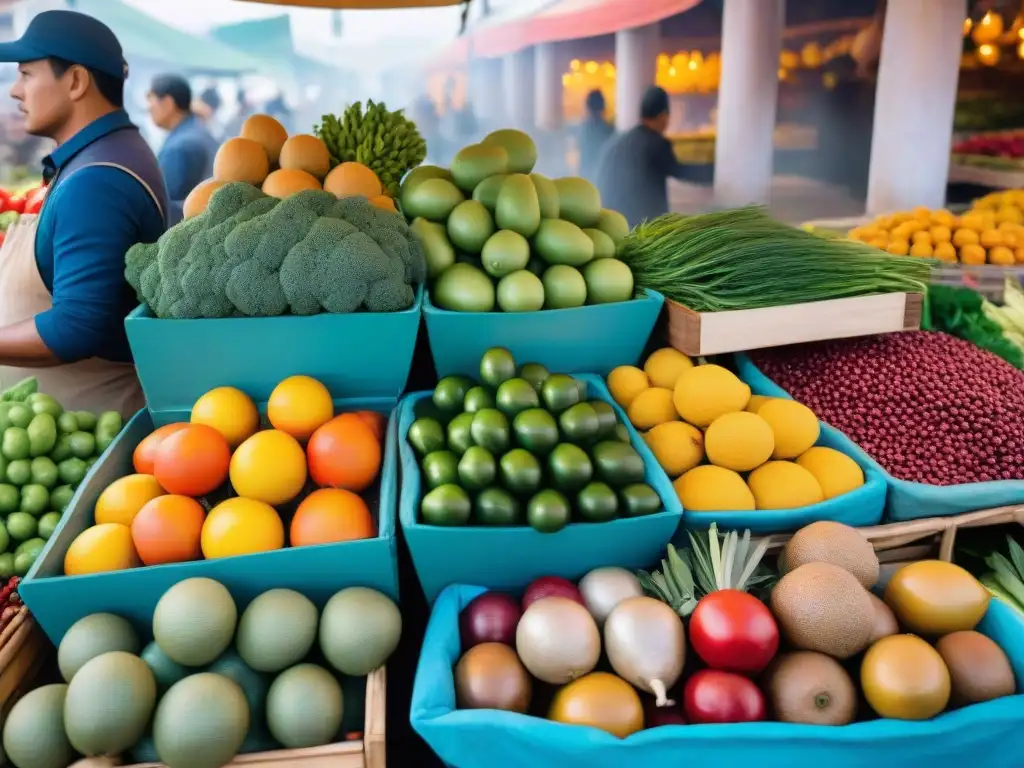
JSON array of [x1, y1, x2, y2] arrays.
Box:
[[65, 64, 93, 102]]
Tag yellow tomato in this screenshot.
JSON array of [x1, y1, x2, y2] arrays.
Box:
[[201, 497, 284, 559], [229, 429, 307, 506], [65, 523, 140, 575], [267, 375, 334, 441], [191, 386, 260, 448], [94, 474, 165, 527]]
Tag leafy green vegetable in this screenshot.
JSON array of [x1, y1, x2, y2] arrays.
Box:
[[0, 377, 38, 403], [924, 284, 1024, 368]]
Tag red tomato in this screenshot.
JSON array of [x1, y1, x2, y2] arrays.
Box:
[[689, 589, 779, 674], [23, 186, 46, 215], [5, 196, 25, 215], [683, 669, 766, 724], [153, 424, 231, 496]]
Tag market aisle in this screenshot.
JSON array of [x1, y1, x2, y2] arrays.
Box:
[[669, 175, 864, 223]]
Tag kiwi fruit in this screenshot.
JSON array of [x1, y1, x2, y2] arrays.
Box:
[[781, 521, 880, 589], [866, 592, 899, 645], [935, 630, 1015, 706], [765, 650, 857, 725], [770, 562, 874, 660]]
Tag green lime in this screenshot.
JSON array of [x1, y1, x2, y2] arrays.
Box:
[[0, 524, 9, 554], [420, 484, 471, 526], [5, 459, 30, 487], [6, 512, 36, 542], [559, 403, 600, 445], [15, 537, 44, 560], [1, 427, 30, 461], [37, 511, 61, 541], [26, 413, 56, 457], [20, 484, 48, 516], [499, 449, 542, 495], [463, 386, 495, 414], [518, 363, 549, 393], [575, 379, 589, 402], [29, 457, 58, 489], [548, 443, 593, 492], [421, 450, 459, 490], [589, 400, 619, 438], [577, 482, 619, 522], [479, 348, 516, 389], [473, 488, 521, 526], [541, 374, 581, 414], [49, 484, 75, 514], [49, 433, 73, 463], [527, 490, 571, 533], [613, 423, 631, 443], [512, 409, 559, 455], [68, 431, 96, 460], [0, 553, 14, 579], [620, 483, 662, 517], [0, 484, 18, 514], [6, 405, 31, 429], [58, 458, 88, 487], [13, 551, 34, 577], [458, 446, 496, 491], [495, 378, 540, 418], [434, 376, 475, 414], [29, 394, 63, 419], [74, 411, 98, 431], [592, 441, 645, 487], [408, 417, 445, 456], [446, 412, 476, 456], [57, 411, 79, 434], [0, 404, 11, 433], [470, 409, 510, 454]]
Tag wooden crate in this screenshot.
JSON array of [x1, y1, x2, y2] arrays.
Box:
[[129, 666, 387, 768], [0, 607, 50, 713], [666, 292, 923, 356]]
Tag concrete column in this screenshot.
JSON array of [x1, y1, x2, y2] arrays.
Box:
[[713, 0, 785, 207], [469, 56, 504, 127], [503, 48, 536, 131], [614, 23, 661, 132], [535, 43, 563, 131], [865, 0, 966, 215]]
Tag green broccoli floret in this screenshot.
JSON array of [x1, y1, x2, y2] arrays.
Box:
[[205, 182, 267, 225], [146, 214, 209, 317], [124, 241, 156, 300], [280, 217, 364, 314]]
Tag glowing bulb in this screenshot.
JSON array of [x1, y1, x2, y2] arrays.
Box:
[[570, 59, 580, 71], [964, 17, 973, 37], [977, 43, 1001, 66], [1018, 40, 1024, 59], [657, 53, 670, 68], [562, 73, 571, 86], [668, 66, 677, 77], [585, 61, 598, 74], [688, 59, 698, 71]]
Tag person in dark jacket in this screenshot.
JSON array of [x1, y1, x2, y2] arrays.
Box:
[[577, 89, 613, 183], [595, 86, 691, 228], [147, 74, 216, 212]]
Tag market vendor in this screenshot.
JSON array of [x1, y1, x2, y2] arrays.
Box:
[[0, 10, 168, 414]]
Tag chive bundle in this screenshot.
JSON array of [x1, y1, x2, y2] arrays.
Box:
[[619, 207, 931, 312]]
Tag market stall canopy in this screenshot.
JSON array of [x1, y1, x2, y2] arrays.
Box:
[[235, 0, 463, 7]]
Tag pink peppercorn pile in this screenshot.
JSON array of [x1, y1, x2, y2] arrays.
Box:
[[749, 331, 1024, 486]]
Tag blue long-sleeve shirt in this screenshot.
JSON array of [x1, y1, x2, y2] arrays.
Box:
[[157, 113, 216, 204]]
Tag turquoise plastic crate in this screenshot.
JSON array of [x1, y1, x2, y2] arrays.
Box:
[[412, 584, 1024, 768], [124, 285, 422, 418], [734, 354, 1024, 521], [20, 400, 400, 643], [398, 375, 682, 604], [422, 289, 664, 378]]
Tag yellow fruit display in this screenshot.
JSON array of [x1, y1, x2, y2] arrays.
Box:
[[704, 412, 775, 472], [201, 498, 285, 559], [229, 429, 308, 506], [606, 366, 649, 408], [626, 387, 676, 430], [746, 395, 774, 414], [746, 461, 825, 510], [642, 348, 693, 390], [673, 465, 755, 512], [644, 421, 704, 477], [796, 446, 865, 499], [267, 375, 335, 441], [190, 386, 261, 448], [861, 635, 951, 720], [65, 523, 140, 575], [757, 399, 821, 459], [94, 474, 165, 527], [672, 364, 751, 427]]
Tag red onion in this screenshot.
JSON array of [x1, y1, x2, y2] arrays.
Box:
[[460, 592, 522, 650], [521, 576, 584, 610]]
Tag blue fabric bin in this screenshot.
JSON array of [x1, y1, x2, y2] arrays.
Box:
[[20, 399, 400, 643], [398, 375, 682, 604], [422, 290, 664, 378], [411, 584, 1024, 768], [124, 285, 422, 419], [734, 354, 1024, 521]]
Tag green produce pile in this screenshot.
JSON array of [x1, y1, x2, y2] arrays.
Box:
[[923, 283, 1024, 368], [125, 182, 426, 319], [315, 100, 427, 198], [407, 347, 663, 534], [2, 577, 401, 768], [980, 277, 1024, 363], [402, 128, 637, 313], [618, 206, 931, 312], [0, 377, 124, 577]]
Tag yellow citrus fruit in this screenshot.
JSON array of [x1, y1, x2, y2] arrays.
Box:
[[672, 364, 750, 427], [64, 523, 140, 576], [757, 399, 821, 459], [747, 461, 824, 509], [705, 411, 775, 472], [673, 465, 754, 512], [94, 474, 165, 527], [201, 497, 284, 559], [746, 395, 774, 414], [642, 348, 694, 390], [796, 446, 865, 499], [267, 375, 334, 441], [229, 429, 307, 506], [626, 387, 676, 430], [190, 386, 260, 448], [644, 421, 704, 476], [606, 366, 649, 409]]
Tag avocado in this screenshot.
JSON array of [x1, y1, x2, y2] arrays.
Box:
[[451, 143, 510, 193], [408, 417, 446, 455], [401, 177, 465, 222], [592, 441, 645, 487], [512, 408, 559, 455], [472, 174, 508, 211], [583, 227, 616, 259], [422, 450, 459, 488], [480, 347, 517, 388], [518, 363, 549, 392], [434, 376, 475, 414], [320, 587, 401, 676], [596, 208, 630, 243], [548, 443, 593, 492], [458, 446, 497, 490], [433, 262, 496, 312], [402, 165, 452, 195], [482, 229, 530, 278], [236, 589, 318, 673], [482, 129, 538, 174], [495, 378, 540, 417], [207, 651, 271, 735], [3, 685, 76, 768], [64, 652, 156, 756], [58, 612, 140, 683], [448, 200, 496, 254], [554, 177, 602, 228], [154, 578, 237, 667], [527, 489, 571, 533], [495, 174, 541, 238], [446, 412, 476, 455], [542, 264, 587, 309], [533, 219, 595, 267], [463, 386, 496, 413], [620, 483, 662, 516], [470, 409, 510, 454], [559, 402, 600, 445], [474, 487, 522, 526], [421, 483, 471, 525], [541, 373, 582, 414], [410, 218, 456, 279], [530, 172, 560, 218], [577, 481, 619, 522], [266, 664, 344, 749], [499, 449, 543, 495]]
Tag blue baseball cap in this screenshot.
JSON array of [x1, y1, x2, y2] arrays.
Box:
[[0, 10, 126, 80]]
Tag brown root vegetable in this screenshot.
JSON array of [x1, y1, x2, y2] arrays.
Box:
[[604, 596, 685, 707], [936, 630, 1016, 706], [455, 642, 532, 713], [765, 651, 857, 725], [516, 596, 600, 685]]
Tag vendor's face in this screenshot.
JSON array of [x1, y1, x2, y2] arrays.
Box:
[[147, 93, 175, 130], [9, 60, 74, 138]]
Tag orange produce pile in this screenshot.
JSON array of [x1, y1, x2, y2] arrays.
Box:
[[63, 376, 384, 577]]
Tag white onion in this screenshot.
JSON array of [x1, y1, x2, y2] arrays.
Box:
[[579, 567, 644, 626], [515, 597, 600, 685], [604, 596, 686, 707]]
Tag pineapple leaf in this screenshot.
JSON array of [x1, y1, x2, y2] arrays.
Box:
[[667, 544, 695, 596], [737, 536, 771, 591], [1008, 535, 1024, 580], [709, 523, 724, 590]]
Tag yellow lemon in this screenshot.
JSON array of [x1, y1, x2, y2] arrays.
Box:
[[989, 246, 1016, 266], [229, 429, 308, 506], [747, 461, 824, 509], [94, 474, 165, 527], [757, 399, 820, 459], [201, 497, 285, 559], [952, 228, 979, 247], [64, 523, 140, 576], [606, 366, 649, 408], [796, 446, 865, 499], [673, 465, 754, 512], [704, 412, 775, 472], [267, 375, 334, 441], [672, 364, 750, 427], [626, 387, 676, 430], [933, 242, 957, 262], [642, 348, 694, 390], [644, 421, 704, 476], [191, 386, 260, 448], [746, 395, 775, 414]]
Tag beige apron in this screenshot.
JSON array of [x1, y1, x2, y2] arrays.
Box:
[[0, 162, 158, 416]]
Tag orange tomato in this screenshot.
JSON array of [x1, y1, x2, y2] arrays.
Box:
[[94, 474, 165, 527], [201, 497, 285, 559], [267, 375, 334, 441], [229, 429, 307, 506], [131, 495, 206, 565], [153, 424, 231, 497], [133, 423, 189, 474], [291, 488, 375, 547], [352, 410, 386, 442], [306, 413, 382, 492]]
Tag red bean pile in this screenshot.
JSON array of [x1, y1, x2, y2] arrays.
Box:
[[750, 331, 1024, 486]]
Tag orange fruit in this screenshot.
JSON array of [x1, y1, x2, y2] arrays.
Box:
[[291, 488, 375, 547], [229, 429, 307, 506], [267, 375, 334, 441], [191, 386, 260, 448], [307, 413, 382, 492], [64, 523, 140, 576], [201, 497, 284, 559], [352, 410, 386, 443], [153, 424, 231, 497], [131, 495, 205, 566], [133, 423, 189, 474], [94, 474, 165, 527]]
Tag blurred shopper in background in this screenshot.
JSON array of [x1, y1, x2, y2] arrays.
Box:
[[194, 86, 224, 142], [147, 74, 216, 215], [577, 89, 613, 184], [413, 94, 441, 164], [223, 87, 254, 139], [596, 86, 691, 228]]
